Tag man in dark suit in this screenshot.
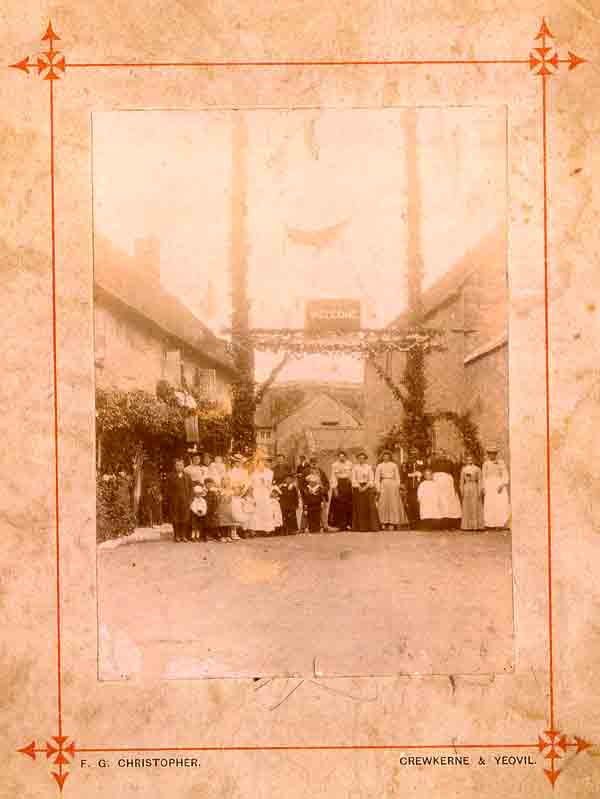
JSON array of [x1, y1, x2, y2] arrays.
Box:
[[273, 453, 291, 486], [296, 454, 310, 492], [166, 458, 193, 542], [402, 448, 424, 528], [308, 456, 331, 531]]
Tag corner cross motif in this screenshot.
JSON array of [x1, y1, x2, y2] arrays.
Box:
[[10, 22, 66, 80], [529, 18, 586, 77], [18, 735, 76, 792], [537, 729, 592, 787]]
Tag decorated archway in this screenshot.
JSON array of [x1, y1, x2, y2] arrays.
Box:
[[226, 323, 444, 454]]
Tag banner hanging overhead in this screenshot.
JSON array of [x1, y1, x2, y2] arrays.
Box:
[[305, 299, 361, 334]]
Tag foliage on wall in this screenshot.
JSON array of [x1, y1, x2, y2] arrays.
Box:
[[377, 409, 484, 464], [96, 385, 232, 473], [96, 387, 185, 472], [370, 346, 430, 458], [96, 473, 136, 543], [433, 410, 485, 463]]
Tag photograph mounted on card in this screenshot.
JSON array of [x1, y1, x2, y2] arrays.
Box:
[[92, 106, 512, 680]]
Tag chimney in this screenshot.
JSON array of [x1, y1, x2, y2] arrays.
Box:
[[134, 237, 161, 285]]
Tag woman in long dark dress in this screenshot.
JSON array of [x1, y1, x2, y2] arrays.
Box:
[[328, 451, 354, 530], [279, 475, 300, 534], [351, 452, 380, 532]]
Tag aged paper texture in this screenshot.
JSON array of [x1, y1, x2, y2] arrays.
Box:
[[1, 1, 599, 797]]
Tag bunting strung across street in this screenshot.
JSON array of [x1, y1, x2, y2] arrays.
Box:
[[225, 326, 444, 359]]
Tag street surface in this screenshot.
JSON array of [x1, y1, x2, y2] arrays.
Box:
[[97, 530, 514, 680]]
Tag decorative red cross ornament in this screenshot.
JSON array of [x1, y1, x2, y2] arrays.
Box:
[[529, 18, 586, 76], [18, 736, 76, 792], [537, 729, 592, 787], [10, 22, 66, 80]]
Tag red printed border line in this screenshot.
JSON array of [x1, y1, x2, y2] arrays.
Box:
[[9, 18, 591, 793]]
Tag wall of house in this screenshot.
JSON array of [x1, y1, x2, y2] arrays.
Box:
[[256, 427, 275, 456], [94, 300, 166, 393], [463, 246, 508, 360], [363, 351, 404, 458], [272, 394, 365, 461], [423, 296, 465, 416], [275, 395, 361, 448], [181, 354, 232, 412], [363, 295, 465, 457], [94, 298, 232, 410], [464, 344, 509, 461]]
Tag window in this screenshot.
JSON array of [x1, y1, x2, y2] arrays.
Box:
[[194, 367, 217, 401], [321, 421, 340, 427]]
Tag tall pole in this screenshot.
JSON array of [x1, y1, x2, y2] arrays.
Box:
[[230, 112, 256, 453], [402, 109, 429, 457], [405, 108, 424, 327]]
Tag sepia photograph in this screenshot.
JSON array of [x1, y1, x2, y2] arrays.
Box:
[[93, 106, 511, 680]]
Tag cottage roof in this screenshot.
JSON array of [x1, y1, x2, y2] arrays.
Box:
[[390, 225, 506, 329], [275, 392, 364, 428], [94, 235, 235, 374]]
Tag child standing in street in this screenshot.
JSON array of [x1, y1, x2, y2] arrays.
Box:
[[203, 477, 222, 541], [190, 485, 207, 542], [304, 472, 326, 533], [217, 476, 241, 541]]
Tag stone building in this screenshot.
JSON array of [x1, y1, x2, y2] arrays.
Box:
[[94, 235, 235, 409], [363, 226, 509, 461], [256, 390, 365, 474]]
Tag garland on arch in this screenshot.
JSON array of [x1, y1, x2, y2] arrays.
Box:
[[226, 326, 443, 359], [432, 410, 485, 464], [226, 324, 445, 455]]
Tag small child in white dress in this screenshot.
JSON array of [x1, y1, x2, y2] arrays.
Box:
[[190, 485, 207, 541]]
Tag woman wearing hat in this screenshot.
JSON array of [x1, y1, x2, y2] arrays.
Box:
[[375, 450, 408, 530], [482, 446, 510, 529], [351, 452, 380, 532]]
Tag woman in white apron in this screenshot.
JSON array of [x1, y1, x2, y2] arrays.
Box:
[[482, 447, 510, 529], [432, 470, 462, 529], [247, 456, 276, 535]]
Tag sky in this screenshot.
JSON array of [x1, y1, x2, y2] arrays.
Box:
[[92, 107, 506, 382]]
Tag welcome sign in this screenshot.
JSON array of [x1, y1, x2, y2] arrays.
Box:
[[305, 299, 362, 333]]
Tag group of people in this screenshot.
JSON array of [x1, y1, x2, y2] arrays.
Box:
[[165, 444, 510, 543], [166, 451, 301, 542], [411, 449, 510, 531]]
